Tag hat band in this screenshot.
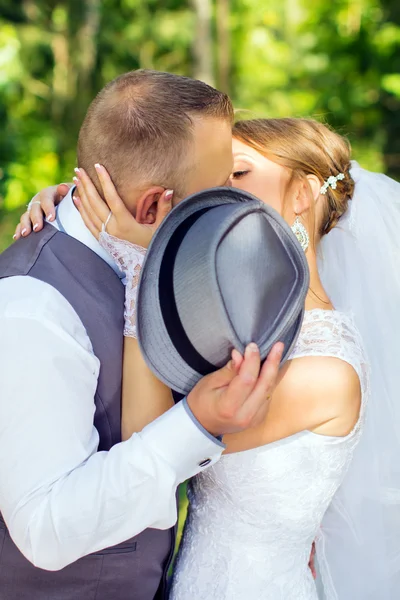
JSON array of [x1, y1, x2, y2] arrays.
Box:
[[159, 208, 217, 377]]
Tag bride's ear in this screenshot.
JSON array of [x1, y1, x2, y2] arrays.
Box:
[[135, 186, 166, 225], [306, 174, 321, 202], [293, 175, 321, 216]]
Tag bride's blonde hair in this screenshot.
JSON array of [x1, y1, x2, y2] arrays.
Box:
[[232, 118, 355, 238]]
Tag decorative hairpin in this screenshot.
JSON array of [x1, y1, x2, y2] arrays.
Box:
[[320, 173, 345, 195]]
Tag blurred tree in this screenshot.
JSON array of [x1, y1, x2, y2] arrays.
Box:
[[380, 0, 400, 177], [191, 0, 214, 85], [216, 0, 231, 94], [0, 0, 399, 248]]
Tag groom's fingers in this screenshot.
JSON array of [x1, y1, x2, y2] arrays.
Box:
[[215, 344, 260, 396], [231, 349, 243, 371], [237, 342, 283, 426], [219, 344, 261, 419], [208, 350, 244, 389]]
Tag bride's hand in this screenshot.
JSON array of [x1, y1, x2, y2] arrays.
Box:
[[13, 183, 71, 240], [73, 165, 173, 248]]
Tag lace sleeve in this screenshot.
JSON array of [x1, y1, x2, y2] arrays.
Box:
[[99, 232, 146, 338], [289, 309, 369, 399]]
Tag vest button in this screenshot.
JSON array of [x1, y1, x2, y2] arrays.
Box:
[[199, 458, 211, 468]]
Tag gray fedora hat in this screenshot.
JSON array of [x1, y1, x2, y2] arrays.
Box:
[[137, 187, 309, 396]]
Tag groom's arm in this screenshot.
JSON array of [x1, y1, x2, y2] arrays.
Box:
[[0, 275, 224, 571]]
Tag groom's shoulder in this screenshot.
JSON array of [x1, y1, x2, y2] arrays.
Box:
[[0, 224, 58, 278], [0, 275, 91, 348], [0, 227, 72, 322], [0, 273, 64, 308]]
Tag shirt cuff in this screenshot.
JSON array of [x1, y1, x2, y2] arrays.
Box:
[[139, 401, 225, 483], [182, 397, 225, 447]]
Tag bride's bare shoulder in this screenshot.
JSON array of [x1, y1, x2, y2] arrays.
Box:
[[272, 354, 362, 437], [224, 355, 361, 453]]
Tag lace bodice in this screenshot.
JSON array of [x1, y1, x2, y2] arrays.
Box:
[[170, 310, 369, 600]]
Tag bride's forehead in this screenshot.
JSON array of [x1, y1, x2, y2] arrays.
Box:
[[232, 138, 250, 152], [231, 140, 264, 163]]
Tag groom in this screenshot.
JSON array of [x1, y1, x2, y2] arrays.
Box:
[[0, 70, 282, 599]]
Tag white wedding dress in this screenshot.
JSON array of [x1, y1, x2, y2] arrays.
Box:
[[169, 309, 369, 600]]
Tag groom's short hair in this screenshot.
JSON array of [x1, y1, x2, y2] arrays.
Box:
[[77, 70, 233, 199]]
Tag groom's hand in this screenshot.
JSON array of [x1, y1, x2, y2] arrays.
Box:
[[187, 342, 283, 437]]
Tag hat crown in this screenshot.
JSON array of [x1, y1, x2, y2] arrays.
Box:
[[173, 202, 304, 367], [137, 186, 309, 394]]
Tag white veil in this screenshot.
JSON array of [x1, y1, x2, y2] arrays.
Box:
[[316, 161, 400, 599]]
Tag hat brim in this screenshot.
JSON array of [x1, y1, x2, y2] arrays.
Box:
[[137, 187, 308, 395]]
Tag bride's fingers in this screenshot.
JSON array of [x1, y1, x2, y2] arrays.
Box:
[[154, 189, 174, 228], [29, 202, 46, 232], [56, 183, 72, 206], [94, 163, 131, 220], [74, 168, 111, 224], [73, 195, 101, 240], [19, 212, 33, 237], [73, 177, 103, 234], [13, 223, 22, 241]]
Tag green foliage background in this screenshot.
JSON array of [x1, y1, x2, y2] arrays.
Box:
[[1, 0, 400, 249]]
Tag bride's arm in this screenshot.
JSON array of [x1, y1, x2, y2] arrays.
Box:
[[121, 337, 173, 439]]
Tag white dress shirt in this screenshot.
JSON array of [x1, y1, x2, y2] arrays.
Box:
[[0, 192, 223, 571]]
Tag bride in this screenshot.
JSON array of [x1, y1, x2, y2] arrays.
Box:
[[17, 117, 400, 599]]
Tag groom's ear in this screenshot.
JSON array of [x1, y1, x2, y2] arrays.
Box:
[[135, 186, 166, 225]]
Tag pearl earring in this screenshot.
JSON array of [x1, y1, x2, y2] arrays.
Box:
[[291, 216, 309, 253]]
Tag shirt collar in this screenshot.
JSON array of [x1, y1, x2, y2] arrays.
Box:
[[52, 187, 124, 279]]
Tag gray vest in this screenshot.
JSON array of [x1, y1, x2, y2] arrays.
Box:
[[0, 225, 175, 600]]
